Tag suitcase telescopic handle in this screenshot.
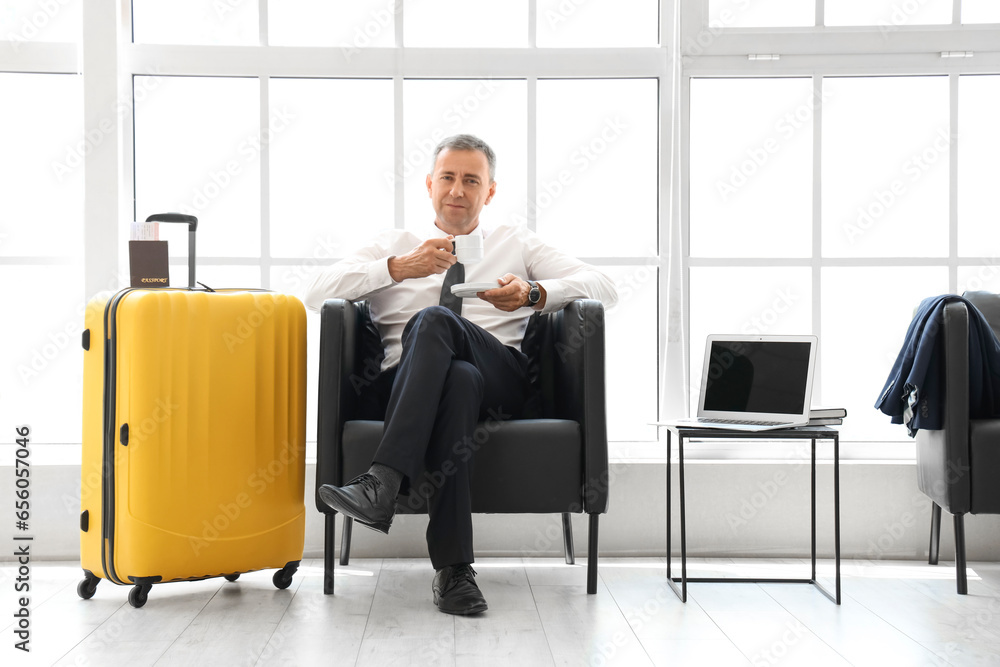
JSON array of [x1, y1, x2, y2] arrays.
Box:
[[145, 213, 198, 289]]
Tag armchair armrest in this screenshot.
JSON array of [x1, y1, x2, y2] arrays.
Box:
[[315, 298, 359, 513], [550, 299, 610, 514], [915, 299, 972, 513]]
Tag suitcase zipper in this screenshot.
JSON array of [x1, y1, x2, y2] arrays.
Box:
[[100, 288, 135, 585]]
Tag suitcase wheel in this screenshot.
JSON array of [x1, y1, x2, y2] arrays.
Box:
[[224, 573, 240, 582], [128, 583, 152, 609], [272, 564, 297, 590], [77, 573, 100, 600]]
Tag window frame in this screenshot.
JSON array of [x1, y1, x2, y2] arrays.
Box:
[[680, 0, 1000, 460], [116, 1, 672, 463]]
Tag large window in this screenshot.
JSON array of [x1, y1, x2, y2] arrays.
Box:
[[0, 1, 83, 456], [124, 1, 664, 460], [683, 1, 1000, 456], [13, 1, 995, 463]]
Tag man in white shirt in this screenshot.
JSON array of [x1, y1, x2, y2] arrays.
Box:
[[305, 134, 617, 615]]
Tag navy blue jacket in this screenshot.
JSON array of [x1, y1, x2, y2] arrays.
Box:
[[875, 294, 1000, 436]]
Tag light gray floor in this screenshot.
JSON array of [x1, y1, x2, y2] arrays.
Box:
[[2, 557, 999, 666]]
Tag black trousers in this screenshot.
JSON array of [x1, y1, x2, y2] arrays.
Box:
[[372, 306, 530, 570]]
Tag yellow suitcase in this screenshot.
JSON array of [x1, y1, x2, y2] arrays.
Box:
[[77, 217, 306, 608]]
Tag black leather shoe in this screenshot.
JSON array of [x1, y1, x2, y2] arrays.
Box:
[[318, 474, 395, 534], [432, 564, 488, 615]]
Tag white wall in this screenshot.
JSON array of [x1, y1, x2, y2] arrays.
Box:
[[5, 461, 998, 569]]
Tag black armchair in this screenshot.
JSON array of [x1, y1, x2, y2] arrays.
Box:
[[915, 291, 1000, 594], [315, 298, 609, 595]]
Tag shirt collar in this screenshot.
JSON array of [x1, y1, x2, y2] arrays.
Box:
[[426, 221, 490, 240]]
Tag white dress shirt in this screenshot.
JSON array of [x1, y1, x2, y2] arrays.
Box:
[[304, 221, 619, 371]]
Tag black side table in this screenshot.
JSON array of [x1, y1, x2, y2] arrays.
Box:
[[663, 425, 841, 604]]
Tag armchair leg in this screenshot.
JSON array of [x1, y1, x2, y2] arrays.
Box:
[[324, 513, 336, 595], [955, 513, 968, 595], [562, 513, 575, 565], [340, 517, 354, 566], [929, 503, 942, 565], [587, 513, 599, 594]]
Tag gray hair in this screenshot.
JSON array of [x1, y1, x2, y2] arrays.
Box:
[[430, 134, 496, 183]]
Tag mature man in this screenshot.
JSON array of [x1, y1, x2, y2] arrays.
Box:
[[305, 134, 617, 615]]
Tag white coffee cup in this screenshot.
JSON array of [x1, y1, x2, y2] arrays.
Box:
[[453, 235, 484, 264]]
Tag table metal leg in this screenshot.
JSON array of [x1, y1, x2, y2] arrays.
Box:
[[834, 434, 841, 604], [811, 438, 817, 583], [666, 431, 688, 603], [665, 429, 841, 605], [665, 429, 672, 581]]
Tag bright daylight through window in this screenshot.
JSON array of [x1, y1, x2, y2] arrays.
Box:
[[686, 0, 1000, 457]]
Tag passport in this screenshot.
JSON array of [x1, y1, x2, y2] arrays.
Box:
[[129, 240, 169, 287]]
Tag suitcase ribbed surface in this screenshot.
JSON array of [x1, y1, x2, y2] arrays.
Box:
[[81, 289, 306, 584]]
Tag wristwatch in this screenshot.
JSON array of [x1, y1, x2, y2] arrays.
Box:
[[526, 280, 541, 307]]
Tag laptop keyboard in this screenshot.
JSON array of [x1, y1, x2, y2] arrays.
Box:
[[699, 418, 788, 426]]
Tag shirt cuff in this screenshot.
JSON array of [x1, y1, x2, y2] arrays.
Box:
[[537, 279, 565, 314], [371, 256, 396, 290]]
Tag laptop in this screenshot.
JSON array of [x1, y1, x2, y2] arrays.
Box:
[[659, 334, 819, 432]]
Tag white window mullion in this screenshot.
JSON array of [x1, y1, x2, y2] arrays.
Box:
[[679, 73, 692, 376], [259, 0, 268, 45], [812, 74, 824, 404], [526, 76, 537, 233], [528, 0, 537, 49], [260, 75, 271, 288], [393, 0, 404, 230], [949, 72, 959, 293], [527, 0, 536, 232], [394, 75, 405, 230], [82, 0, 121, 298]]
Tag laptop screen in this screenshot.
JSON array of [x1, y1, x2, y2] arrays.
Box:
[[702, 339, 813, 416]]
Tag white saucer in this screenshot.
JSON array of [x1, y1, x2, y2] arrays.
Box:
[[450, 282, 498, 299]]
